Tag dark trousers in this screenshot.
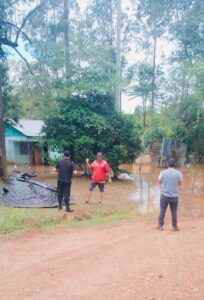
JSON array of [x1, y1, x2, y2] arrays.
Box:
[[159, 195, 178, 227], [57, 181, 71, 209]]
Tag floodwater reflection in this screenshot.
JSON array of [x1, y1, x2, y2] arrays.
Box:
[[127, 164, 204, 217], [4, 164, 204, 216]]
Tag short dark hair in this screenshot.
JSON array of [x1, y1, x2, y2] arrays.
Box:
[[168, 158, 176, 168], [63, 150, 70, 158]]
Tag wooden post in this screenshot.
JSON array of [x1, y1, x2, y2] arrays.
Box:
[[147, 177, 150, 214]]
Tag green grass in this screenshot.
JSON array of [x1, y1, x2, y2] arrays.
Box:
[[0, 208, 63, 236], [0, 204, 139, 238]]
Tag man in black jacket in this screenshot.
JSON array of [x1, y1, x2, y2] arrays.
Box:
[[55, 151, 77, 212]]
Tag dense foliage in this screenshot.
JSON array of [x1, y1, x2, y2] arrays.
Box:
[[44, 87, 142, 173], [128, 0, 204, 161]]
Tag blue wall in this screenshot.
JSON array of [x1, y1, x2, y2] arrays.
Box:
[[5, 124, 38, 164], [5, 124, 25, 137]]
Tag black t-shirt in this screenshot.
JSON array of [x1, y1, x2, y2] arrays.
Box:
[[56, 159, 76, 183]]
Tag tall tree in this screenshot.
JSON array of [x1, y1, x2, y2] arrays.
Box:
[[170, 0, 204, 63], [115, 0, 122, 112], [0, 0, 48, 179], [135, 0, 173, 110], [127, 63, 154, 128], [64, 0, 71, 78], [0, 64, 7, 179], [83, 0, 116, 88]]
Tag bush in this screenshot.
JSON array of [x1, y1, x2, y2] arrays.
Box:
[[44, 91, 142, 174]]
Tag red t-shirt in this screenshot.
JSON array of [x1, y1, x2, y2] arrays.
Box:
[[89, 160, 110, 183]]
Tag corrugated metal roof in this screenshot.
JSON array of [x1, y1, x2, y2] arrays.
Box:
[[13, 120, 45, 137]]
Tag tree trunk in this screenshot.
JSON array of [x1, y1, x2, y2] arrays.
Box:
[[64, 0, 70, 79], [151, 33, 157, 110], [115, 0, 122, 112], [143, 97, 147, 128], [196, 105, 201, 163], [0, 77, 8, 180], [110, 0, 113, 46]]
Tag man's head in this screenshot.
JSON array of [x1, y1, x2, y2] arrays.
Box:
[[63, 150, 70, 159], [96, 152, 103, 162], [168, 158, 176, 168]]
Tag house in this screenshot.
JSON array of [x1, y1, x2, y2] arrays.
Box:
[[5, 120, 46, 165]]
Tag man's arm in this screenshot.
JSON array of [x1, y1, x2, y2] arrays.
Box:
[[73, 170, 78, 175], [86, 158, 94, 170], [72, 163, 78, 176], [52, 162, 59, 172], [108, 172, 112, 183], [105, 163, 112, 183], [86, 158, 90, 168], [178, 173, 183, 186]]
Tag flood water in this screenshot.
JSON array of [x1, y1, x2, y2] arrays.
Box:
[[1, 164, 204, 217], [124, 163, 204, 217]]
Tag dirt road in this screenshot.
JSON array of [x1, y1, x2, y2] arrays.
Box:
[[1, 216, 204, 300]]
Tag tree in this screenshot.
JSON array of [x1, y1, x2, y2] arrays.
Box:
[[0, 0, 49, 179], [134, 0, 173, 110], [44, 81, 142, 174], [84, 0, 131, 108], [10, 0, 133, 119], [127, 63, 154, 128], [27, 0, 80, 77], [0, 63, 7, 179], [115, 0, 122, 112], [164, 0, 204, 161], [64, 0, 71, 78], [170, 0, 204, 64], [83, 0, 116, 91], [11, 0, 82, 119]]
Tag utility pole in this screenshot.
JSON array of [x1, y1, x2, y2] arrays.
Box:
[[0, 75, 8, 180], [115, 0, 122, 112]]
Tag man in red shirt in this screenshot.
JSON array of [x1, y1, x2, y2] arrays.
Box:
[[85, 152, 112, 204]]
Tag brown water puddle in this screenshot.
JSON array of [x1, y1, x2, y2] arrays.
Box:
[[7, 164, 204, 217], [124, 163, 204, 217], [6, 165, 136, 211]]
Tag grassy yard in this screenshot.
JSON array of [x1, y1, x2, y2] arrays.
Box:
[[0, 203, 139, 238]]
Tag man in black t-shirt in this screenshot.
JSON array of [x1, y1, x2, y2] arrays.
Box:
[[55, 151, 77, 212]]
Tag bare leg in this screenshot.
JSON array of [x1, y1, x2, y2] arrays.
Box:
[[86, 190, 93, 203], [99, 192, 104, 204]]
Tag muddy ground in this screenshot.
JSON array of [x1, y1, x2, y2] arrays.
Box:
[[0, 217, 204, 300], [0, 163, 204, 299]]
